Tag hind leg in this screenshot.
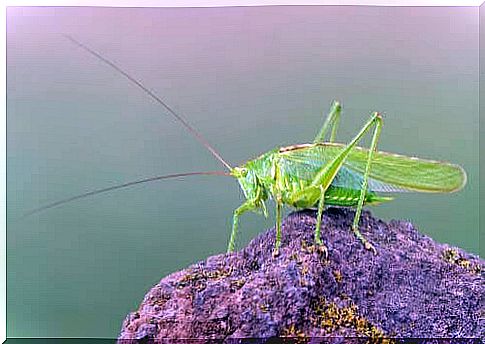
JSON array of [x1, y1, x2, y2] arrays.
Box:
[[291, 112, 383, 253], [314, 100, 342, 143], [351, 114, 383, 255]]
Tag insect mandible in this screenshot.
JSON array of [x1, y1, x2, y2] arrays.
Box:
[[23, 36, 467, 257]]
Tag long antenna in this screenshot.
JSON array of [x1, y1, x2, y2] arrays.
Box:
[[21, 171, 230, 218], [64, 34, 232, 171]]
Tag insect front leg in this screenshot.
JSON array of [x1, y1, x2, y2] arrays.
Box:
[[227, 200, 257, 253], [314, 100, 342, 143]]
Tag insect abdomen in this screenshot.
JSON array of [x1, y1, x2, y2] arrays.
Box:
[[324, 187, 392, 206]]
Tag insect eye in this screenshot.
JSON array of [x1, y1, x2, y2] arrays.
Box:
[[241, 168, 248, 176]]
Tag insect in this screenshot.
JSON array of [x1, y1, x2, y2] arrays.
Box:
[[23, 35, 467, 256]]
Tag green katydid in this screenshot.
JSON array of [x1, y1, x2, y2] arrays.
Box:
[[23, 36, 467, 256]]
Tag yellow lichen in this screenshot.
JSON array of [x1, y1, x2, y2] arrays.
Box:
[[259, 303, 269, 312], [333, 270, 343, 283], [230, 277, 246, 289], [280, 323, 308, 343], [176, 266, 233, 291], [179, 267, 232, 284], [311, 297, 387, 340], [442, 248, 482, 275], [301, 264, 309, 276]]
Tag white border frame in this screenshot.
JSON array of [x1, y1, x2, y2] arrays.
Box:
[[2, 1, 482, 342], [3, 0, 485, 6]]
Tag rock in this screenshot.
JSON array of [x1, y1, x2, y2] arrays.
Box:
[[118, 208, 484, 342]]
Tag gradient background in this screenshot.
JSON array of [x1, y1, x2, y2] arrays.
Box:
[[7, 6, 479, 338]]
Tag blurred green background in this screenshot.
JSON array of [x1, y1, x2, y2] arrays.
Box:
[[7, 6, 479, 338]]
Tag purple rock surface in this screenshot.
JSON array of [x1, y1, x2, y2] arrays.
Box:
[[118, 208, 484, 342]]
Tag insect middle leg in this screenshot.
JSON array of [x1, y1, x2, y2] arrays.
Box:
[[315, 186, 325, 245], [286, 184, 327, 252], [314, 186, 329, 257], [273, 198, 282, 257]]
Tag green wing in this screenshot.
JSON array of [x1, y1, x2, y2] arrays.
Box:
[[278, 143, 466, 193], [332, 166, 411, 193], [278, 146, 410, 193]]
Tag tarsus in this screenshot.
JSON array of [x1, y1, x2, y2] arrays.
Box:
[[64, 34, 233, 171], [21, 171, 230, 218]]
